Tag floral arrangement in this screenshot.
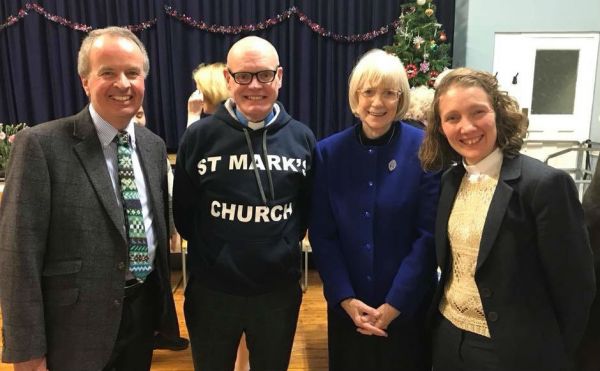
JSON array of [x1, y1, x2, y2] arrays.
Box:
[[0, 123, 27, 172]]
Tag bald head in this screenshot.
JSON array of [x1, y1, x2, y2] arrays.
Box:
[[227, 36, 280, 67], [224, 36, 283, 122]]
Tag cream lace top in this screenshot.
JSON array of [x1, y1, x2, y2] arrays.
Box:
[[439, 148, 503, 338]]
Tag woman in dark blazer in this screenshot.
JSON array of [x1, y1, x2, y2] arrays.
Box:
[[419, 68, 596, 370], [578, 157, 600, 370]]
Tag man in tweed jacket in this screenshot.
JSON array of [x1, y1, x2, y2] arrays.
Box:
[[0, 27, 178, 371]]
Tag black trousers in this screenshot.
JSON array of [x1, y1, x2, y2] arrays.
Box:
[[432, 315, 500, 371], [184, 277, 301, 371], [327, 309, 430, 371], [103, 272, 159, 371]]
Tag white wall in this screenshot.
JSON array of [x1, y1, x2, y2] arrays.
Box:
[[453, 0, 600, 142]]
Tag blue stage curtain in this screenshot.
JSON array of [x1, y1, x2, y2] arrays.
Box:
[[0, 0, 454, 148]]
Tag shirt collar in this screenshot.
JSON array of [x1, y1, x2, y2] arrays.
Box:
[[463, 147, 503, 181], [89, 104, 137, 149], [225, 98, 280, 129]]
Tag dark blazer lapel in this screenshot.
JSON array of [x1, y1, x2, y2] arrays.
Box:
[[72, 108, 127, 242], [135, 127, 179, 334], [476, 155, 521, 270], [436, 164, 464, 268], [134, 126, 166, 246]]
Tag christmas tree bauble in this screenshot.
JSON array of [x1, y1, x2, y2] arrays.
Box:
[[425, 8, 434, 16], [416, 0, 426, 5]]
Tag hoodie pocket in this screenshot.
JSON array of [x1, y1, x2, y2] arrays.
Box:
[[212, 235, 299, 287]]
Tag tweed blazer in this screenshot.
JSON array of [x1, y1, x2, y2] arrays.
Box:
[[433, 154, 595, 370], [0, 108, 178, 371]]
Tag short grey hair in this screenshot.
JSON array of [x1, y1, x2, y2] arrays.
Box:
[[77, 26, 149, 78]]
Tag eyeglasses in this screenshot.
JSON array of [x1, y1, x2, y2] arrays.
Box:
[[358, 88, 402, 102], [227, 67, 279, 85]]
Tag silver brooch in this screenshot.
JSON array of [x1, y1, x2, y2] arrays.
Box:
[[388, 159, 397, 172]]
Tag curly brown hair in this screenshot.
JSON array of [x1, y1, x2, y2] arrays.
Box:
[[419, 68, 527, 171]]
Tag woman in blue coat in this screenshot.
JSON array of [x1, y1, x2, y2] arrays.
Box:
[[309, 49, 440, 371]]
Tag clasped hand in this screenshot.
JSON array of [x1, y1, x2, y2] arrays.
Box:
[[340, 298, 400, 337], [14, 356, 47, 371]]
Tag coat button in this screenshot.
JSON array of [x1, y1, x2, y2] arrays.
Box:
[[113, 299, 121, 307], [487, 311, 498, 322], [117, 262, 126, 270], [481, 288, 492, 298]]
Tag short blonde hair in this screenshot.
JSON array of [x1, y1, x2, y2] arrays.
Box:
[[348, 49, 410, 121], [192, 62, 229, 107]]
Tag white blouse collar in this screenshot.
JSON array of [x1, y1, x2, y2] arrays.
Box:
[[463, 147, 503, 182]]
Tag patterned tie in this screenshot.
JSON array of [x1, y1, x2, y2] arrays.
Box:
[[116, 132, 151, 281]]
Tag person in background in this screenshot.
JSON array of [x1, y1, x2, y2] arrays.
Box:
[[0, 26, 179, 371], [187, 89, 204, 126], [419, 67, 595, 370], [403, 67, 454, 129], [308, 49, 440, 371], [173, 36, 315, 371], [180, 61, 254, 370], [186, 62, 230, 127], [433, 68, 453, 89], [133, 106, 191, 352], [404, 85, 435, 129], [134, 105, 147, 126], [578, 157, 600, 371]]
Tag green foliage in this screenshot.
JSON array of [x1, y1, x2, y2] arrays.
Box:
[[384, 0, 452, 87]]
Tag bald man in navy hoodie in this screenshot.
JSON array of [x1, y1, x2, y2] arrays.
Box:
[[174, 36, 316, 371]]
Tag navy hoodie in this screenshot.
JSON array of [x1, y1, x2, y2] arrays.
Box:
[[173, 101, 316, 295]]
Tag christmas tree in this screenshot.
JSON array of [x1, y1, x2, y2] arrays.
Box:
[[384, 0, 452, 88]]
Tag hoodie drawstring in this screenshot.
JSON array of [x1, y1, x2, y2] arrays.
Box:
[[261, 129, 275, 201], [243, 128, 275, 205]]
